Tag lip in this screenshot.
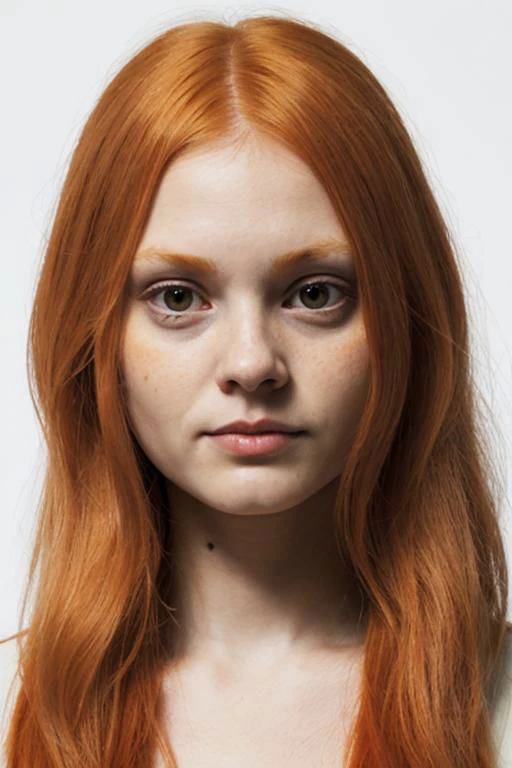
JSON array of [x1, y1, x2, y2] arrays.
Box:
[[209, 418, 301, 435], [207, 431, 304, 456]]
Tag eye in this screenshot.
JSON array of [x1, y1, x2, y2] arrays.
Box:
[[285, 280, 353, 312], [142, 278, 355, 326], [145, 283, 204, 315]]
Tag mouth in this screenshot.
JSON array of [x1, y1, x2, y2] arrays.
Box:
[[205, 430, 306, 456], [209, 430, 304, 435]]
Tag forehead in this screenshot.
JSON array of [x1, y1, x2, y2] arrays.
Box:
[[136, 136, 348, 266]]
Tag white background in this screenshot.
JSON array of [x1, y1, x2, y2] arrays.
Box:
[[0, 0, 511, 636]]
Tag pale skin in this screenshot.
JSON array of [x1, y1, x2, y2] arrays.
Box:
[[120, 133, 370, 765]]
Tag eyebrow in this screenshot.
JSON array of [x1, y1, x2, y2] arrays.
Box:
[[134, 238, 353, 278]]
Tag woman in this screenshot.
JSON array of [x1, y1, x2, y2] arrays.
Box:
[[1, 13, 511, 767]]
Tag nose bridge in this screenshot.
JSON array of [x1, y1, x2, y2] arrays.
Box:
[[228, 292, 275, 353], [216, 292, 284, 389]]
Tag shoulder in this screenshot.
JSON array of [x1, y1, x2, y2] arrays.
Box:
[[489, 625, 512, 766], [0, 634, 22, 758]]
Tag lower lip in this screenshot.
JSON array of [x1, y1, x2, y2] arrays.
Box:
[[207, 432, 303, 456]]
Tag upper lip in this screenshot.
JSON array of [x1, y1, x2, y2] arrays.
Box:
[[208, 419, 302, 435]]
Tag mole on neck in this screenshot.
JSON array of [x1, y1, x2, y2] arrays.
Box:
[[207, 542, 215, 550]]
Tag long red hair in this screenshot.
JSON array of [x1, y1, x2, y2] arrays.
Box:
[[2, 14, 509, 766]]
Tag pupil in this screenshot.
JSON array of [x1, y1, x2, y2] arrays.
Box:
[[303, 284, 327, 307], [165, 287, 191, 311]]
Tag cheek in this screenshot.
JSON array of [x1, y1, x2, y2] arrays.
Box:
[[120, 313, 189, 402], [120, 335, 185, 467], [319, 333, 370, 430], [344, 334, 370, 394], [122, 337, 160, 404], [120, 319, 177, 429]]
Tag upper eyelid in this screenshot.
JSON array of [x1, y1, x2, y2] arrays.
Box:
[[141, 273, 353, 299]]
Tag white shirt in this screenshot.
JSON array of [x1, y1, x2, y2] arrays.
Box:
[[1, 629, 512, 765]]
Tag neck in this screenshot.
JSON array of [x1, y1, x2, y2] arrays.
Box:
[[166, 476, 368, 667]]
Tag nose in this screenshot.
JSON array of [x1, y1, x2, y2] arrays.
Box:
[[215, 305, 289, 394]]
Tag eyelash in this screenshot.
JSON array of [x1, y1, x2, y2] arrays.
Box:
[[142, 278, 355, 326]]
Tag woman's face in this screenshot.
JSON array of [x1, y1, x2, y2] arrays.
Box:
[[121, 134, 370, 517]]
